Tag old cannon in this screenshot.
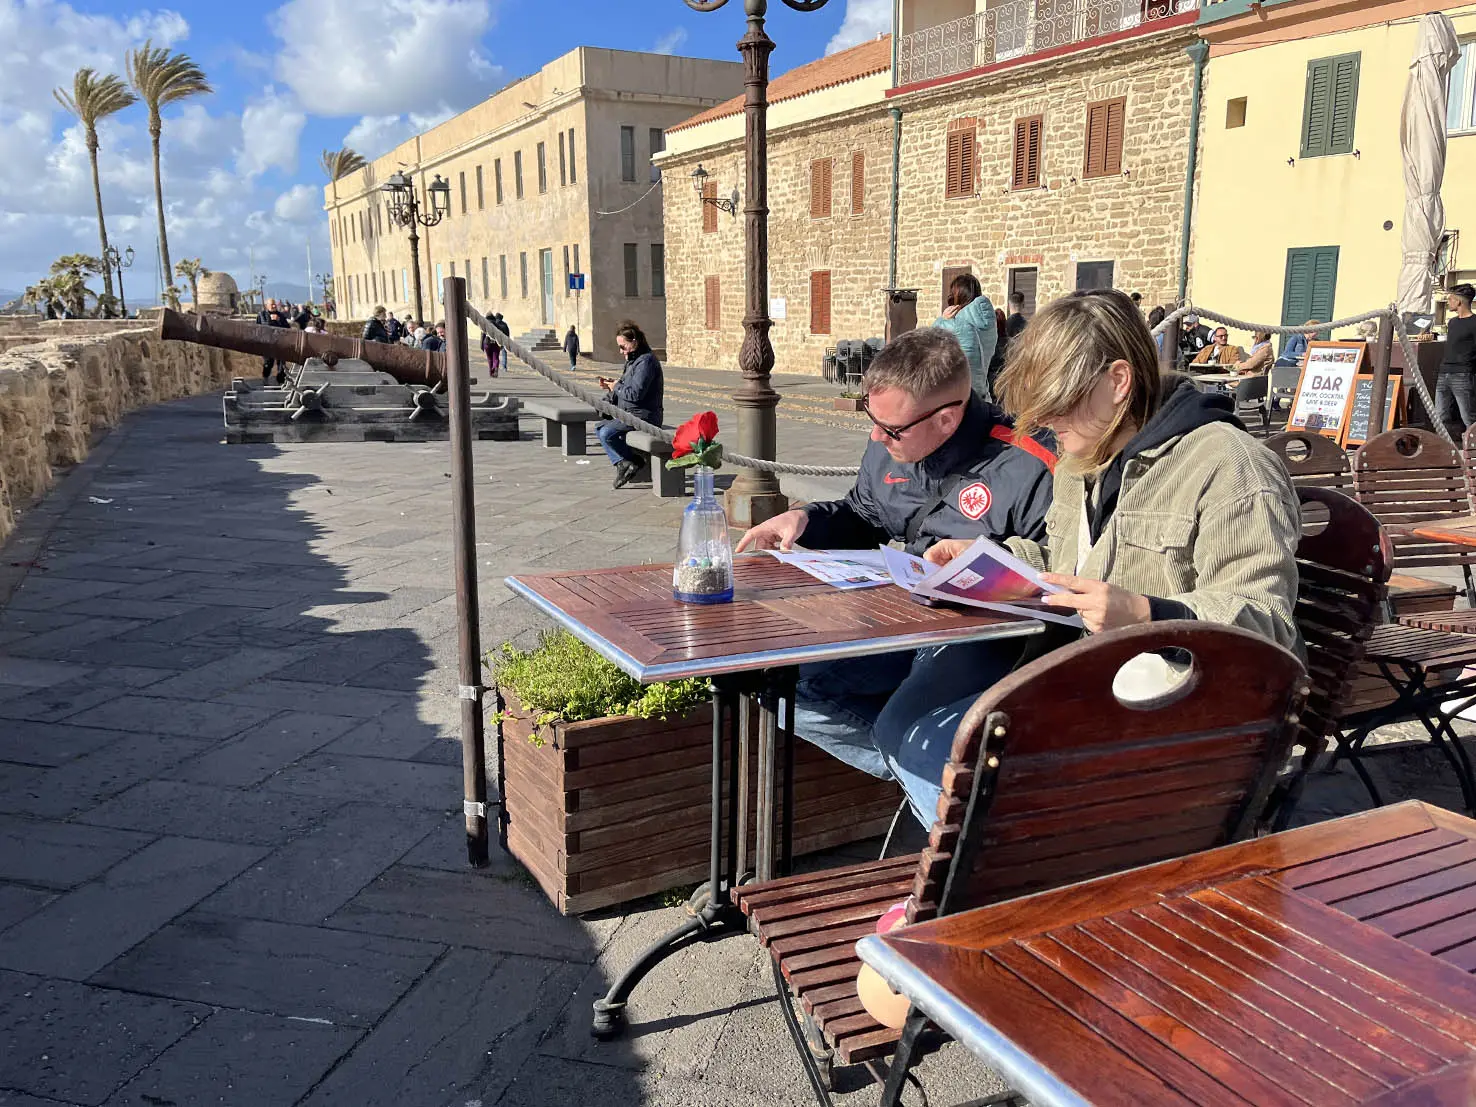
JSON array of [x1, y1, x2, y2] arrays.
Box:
[[159, 309, 520, 444]]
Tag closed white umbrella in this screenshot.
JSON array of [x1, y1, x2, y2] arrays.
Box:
[[1397, 13, 1461, 315]]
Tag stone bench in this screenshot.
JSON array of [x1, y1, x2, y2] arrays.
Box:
[[625, 430, 684, 498], [522, 399, 598, 456]]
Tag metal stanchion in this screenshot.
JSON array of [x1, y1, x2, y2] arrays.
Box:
[[444, 275, 490, 866]]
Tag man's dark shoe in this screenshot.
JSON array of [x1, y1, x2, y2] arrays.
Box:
[[612, 461, 638, 489]]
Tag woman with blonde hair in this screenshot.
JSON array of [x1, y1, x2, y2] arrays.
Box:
[[870, 288, 1302, 823]]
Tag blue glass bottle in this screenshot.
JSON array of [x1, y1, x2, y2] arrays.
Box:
[[673, 466, 734, 604]]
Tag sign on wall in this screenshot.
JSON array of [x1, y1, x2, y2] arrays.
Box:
[[1286, 341, 1369, 439], [568, 273, 585, 292]]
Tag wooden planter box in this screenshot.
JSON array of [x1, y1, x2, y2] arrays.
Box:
[[498, 691, 903, 915]]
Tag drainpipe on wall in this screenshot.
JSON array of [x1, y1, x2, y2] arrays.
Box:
[[889, 106, 903, 291], [1178, 40, 1210, 303]]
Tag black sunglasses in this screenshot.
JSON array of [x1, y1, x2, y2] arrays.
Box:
[[860, 395, 964, 441]]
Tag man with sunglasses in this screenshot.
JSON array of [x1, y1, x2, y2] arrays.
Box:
[[735, 327, 1055, 778]]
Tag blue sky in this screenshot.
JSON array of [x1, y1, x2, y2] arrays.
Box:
[[0, 0, 889, 302]]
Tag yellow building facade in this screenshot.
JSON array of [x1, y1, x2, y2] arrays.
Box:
[[1192, 0, 1476, 333]]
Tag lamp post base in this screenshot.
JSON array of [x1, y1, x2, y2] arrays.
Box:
[[724, 486, 789, 531]]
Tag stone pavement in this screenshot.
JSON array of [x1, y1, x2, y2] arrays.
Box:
[[0, 390, 1468, 1106]]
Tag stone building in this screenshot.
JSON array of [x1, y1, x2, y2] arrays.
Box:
[[661, 2, 1204, 375], [323, 47, 743, 361], [191, 271, 240, 315]]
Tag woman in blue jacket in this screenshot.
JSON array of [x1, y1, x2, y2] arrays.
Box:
[[597, 321, 664, 489], [933, 273, 998, 400]]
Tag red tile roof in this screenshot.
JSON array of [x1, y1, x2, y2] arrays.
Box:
[[668, 34, 891, 134]]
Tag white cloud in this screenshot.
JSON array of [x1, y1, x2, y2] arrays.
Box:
[[652, 27, 688, 55], [826, 0, 892, 55], [272, 0, 503, 117], [238, 87, 307, 177], [341, 106, 455, 161], [273, 183, 319, 223]]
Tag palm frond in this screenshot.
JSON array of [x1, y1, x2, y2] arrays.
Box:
[[126, 40, 212, 115], [321, 148, 368, 181], [54, 68, 136, 129]]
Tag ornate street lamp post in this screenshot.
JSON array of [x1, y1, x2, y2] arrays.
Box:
[[684, 0, 833, 528], [382, 171, 451, 327], [103, 245, 135, 318]]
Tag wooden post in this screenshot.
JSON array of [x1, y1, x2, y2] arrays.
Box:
[[1371, 312, 1394, 434], [444, 275, 489, 867]]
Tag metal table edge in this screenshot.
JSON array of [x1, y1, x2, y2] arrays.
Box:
[[856, 934, 1091, 1107], [502, 575, 655, 682]]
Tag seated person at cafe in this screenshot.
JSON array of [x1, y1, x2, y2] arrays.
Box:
[[1191, 325, 1246, 368], [735, 327, 1055, 778], [873, 289, 1303, 824], [1275, 320, 1321, 368], [1234, 330, 1275, 409]]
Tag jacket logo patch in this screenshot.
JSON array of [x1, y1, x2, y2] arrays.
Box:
[[883, 473, 910, 485], [958, 482, 992, 520]]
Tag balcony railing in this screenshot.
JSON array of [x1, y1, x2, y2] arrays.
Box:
[[897, 0, 1199, 87]]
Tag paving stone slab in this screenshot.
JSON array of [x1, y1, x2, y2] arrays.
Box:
[[0, 836, 264, 980], [103, 1008, 360, 1107], [165, 711, 360, 787], [95, 913, 441, 1027], [121, 647, 306, 701], [54, 597, 199, 621], [36, 638, 232, 673], [3, 618, 145, 660], [4, 579, 127, 613], [0, 884, 54, 933], [200, 804, 440, 923], [107, 605, 255, 645], [0, 735, 214, 819], [261, 753, 460, 810], [0, 969, 206, 1106], [215, 680, 417, 718], [320, 710, 459, 761], [77, 780, 338, 847], [272, 632, 428, 687], [0, 815, 153, 889], [0, 658, 94, 689], [64, 696, 277, 741], [0, 721, 131, 767]]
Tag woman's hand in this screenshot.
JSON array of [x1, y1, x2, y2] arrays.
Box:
[[941, 305, 962, 320], [923, 538, 973, 566], [1039, 574, 1153, 633]]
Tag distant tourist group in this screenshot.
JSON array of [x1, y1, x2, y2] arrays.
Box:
[[359, 304, 513, 378], [254, 297, 326, 384]]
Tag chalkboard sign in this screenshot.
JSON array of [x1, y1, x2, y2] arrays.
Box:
[[1287, 342, 1368, 440], [1340, 375, 1402, 447]]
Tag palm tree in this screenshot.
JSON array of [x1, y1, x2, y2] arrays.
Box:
[[174, 257, 208, 309], [49, 255, 103, 316], [126, 40, 212, 309], [320, 148, 367, 181], [23, 281, 59, 318], [54, 69, 135, 318]]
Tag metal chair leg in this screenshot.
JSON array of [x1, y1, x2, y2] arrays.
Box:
[[772, 960, 835, 1107], [879, 1008, 927, 1107]]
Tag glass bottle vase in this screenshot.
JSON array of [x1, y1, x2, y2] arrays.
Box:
[[672, 466, 734, 604]]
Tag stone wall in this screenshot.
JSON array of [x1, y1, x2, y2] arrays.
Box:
[[0, 327, 253, 546]]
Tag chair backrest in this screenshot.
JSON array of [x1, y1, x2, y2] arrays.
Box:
[[1264, 431, 1353, 492], [905, 621, 1307, 925], [1462, 424, 1476, 492], [1353, 428, 1476, 571]]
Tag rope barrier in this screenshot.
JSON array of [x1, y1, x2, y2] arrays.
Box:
[[1392, 304, 1451, 443]]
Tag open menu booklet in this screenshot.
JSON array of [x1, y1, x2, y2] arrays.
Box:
[[765, 539, 1082, 627]]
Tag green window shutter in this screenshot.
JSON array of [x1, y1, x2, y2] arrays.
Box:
[[1310, 247, 1340, 330], [1281, 246, 1340, 349], [1328, 54, 1360, 154], [1301, 59, 1333, 158]]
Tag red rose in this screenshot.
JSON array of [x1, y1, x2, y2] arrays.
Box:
[[671, 411, 719, 459]]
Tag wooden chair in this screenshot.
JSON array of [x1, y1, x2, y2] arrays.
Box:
[[1263, 430, 1353, 493], [734, 621, 1308, 1104], [1353, 428, 1473, 614]]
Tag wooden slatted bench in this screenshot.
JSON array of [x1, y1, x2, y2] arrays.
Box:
[[522, 399, 599, 456]]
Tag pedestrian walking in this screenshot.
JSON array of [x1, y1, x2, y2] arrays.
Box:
[[385, 312, 403, 343], [563, 325, 581, 370], [1438, 283, 1476, 441], [362, 306, 391, 343], [481, 312, 502, 377], [932, 273, 997, 400], [256, 298, 291, 383]]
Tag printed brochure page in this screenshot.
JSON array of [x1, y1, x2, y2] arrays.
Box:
[[882, 541, 1082, 627], [762, 548, 891, 589]]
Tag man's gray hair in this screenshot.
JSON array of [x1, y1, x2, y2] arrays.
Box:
[[861, 327, 969, 399]]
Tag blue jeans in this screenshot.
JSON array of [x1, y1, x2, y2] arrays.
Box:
[[596, 420, 638, 466], [792, 651, 917, 779], [872, 639, 1028, 826]]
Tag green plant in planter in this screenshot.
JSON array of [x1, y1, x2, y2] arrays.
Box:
[[489, 629, 709, 745]]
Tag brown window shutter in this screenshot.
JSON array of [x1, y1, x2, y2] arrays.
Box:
[[1014, 115, 1042, 188], [810, 271, 832, 335], [811, 158, 833, 218], [1084, 102, 1107, 178], [945, 130, 963, 197], [703, 182, 718, 233], [945, 119, 976, 199], [851, 150, 865, 214], [1105, 98, 1125, 175], [705, 276, 720, 331]]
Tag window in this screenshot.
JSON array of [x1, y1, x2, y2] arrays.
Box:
[[702, 181, 718, 234], [1226, 96, 1248, 129], [495, 159, 503, 204], [500, 254, 508, 300], [810, 271, 832, 335], [651, 244, 665, 298], [435, 263, 443, 303], [851, 150, 865, 214], [1448, 40, 1475, 133], [402, 269, 409, 301], [624, 243, 639, 297], [449, 261, 456, 280], [519, 252, 528, 298], [1012, 116, 1042, 189], [568, 127, 577, 183], [621, 125, 636, 181], [481, 257, 489, 299], [514, 150, 524, 199], [945, 119, 976, 199], [1301, 53, 1360, 158], [537, 142, 547, 193], [476, 165, 485, 209], [1281, 246, 1339, 347], [1075, 260, 1115, 291], [1083, 97, 1125, 178], [704, 276, 720, 331], [573, 244, 580, 275], [464, 259, 471, 289], [559, 131, 567, 186], [330, 221, 337, 246], [810, 158, 833, 218], [562, 245, 570, 287], [371, 271, 377, 301], [650, 127, 665, 168], [459, 171, 467, 214]]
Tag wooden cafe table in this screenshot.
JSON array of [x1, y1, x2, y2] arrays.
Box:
[[505, 553, 1041, 1039], [859, 801, 1476, 1107], [1413, 517, 1476, 548]]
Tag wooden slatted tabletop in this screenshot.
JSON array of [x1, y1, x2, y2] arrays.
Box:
[[505, 554, 1042, 682], [860, 802, 1476, 1107], [1413, 516, 1476, 547]]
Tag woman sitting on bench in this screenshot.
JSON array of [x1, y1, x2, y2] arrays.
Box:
[[872, 288, 1304, 824]]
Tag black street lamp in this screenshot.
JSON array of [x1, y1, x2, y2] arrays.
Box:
[[383, 170, 451, 326], [683, 0, 833, 527], [103, 244, 135, 318], [690, 164, 740, 217]]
